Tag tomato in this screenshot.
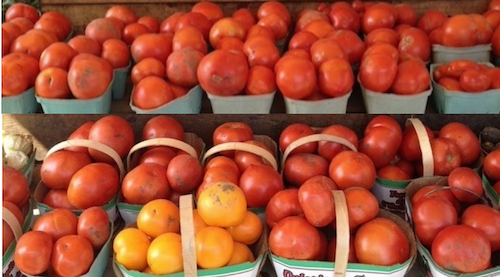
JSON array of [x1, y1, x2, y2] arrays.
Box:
[[431, 138, 462, 176], [432, 225, 491, 273], [485, 10, 500, 31], [175, 12, 212, 41], [377, 165, 410, 181], [359, 53, 398, 92], [42, 189, 74, 209], [131, 33, 172, 63], [310, 38, 348, 69], [327, 236, 357, 263], [195, 227, 234, 269], [439, 122, 480, 166], [448, 167, 483, 204], [67, 163, 119, 209], [239, 164, 283, 208], [411, 185, 461, 212], [114, 228, 150, 271], [244, 65, 276, 95], [232, 8, 256, 33], [85, 18, 121, 45], [198, 165, 240, 198], [2, 61, 28, 96], [67, 35, 101, 56], [442, 15, 477, 47], [172, 26, 207, 55], [265, 189, 304, 229], [282, 49, 311, 60], [205, 156, 239, 172], [317, 125, 358, 162], [5, 3, 39, 24], [105, 5, 137, 26], [76, 207, 110, 249], [11, 31, 54, 60], [2, 165, 29, 208], [279, 123, 317, 154], [32, 14, 68, 42], [394, 24, 412, 38], [269, 216, 321, 260], [326, 30, 364, 65], [471, 14, 493, 44], [51, 235, 94, 277], [494, 180, 500, 194], [234, 140, 273, 172], [41, 150, 91, 190], [64, 122, 93, 155], [39, 42, 77, 71], [122, 163, 170, 204], [197, 50, 249, 96], [399, 125, 435, 162], [166, 48, 204, 88], [298, 177, 336, 227], [144, 233, 182, 275], [5, 53, 39, 87], [68, 54, 113, 99], [227, 242, 255, 265], [355, 217, 410, 266], [461, 204, 500, 252], [318, 58, 354, 97], [329, 151, 376, 190], [243, 36, 279, 69], [131, 58, 165, 85], [398, 27, 431, 62], [329, 5, 360, 33], [483, 67, 500, 89], [344, 187, 379, 230], [295, 10, 329, 33], [439, 77, 462, 91], [226, 211, 263, 245], [14, 231, 53, 275], [3, 201, 24, 226], [159, 12, 184, 33], [365, 28, 399, 47], [167, 154, 202, 193], [134, 76, 174, 109], [217, 37, 245, 54], [394, 159, 415, 178], [198, 182, 247, 227], [209, 18, 246, 48], [395, 4, 417, 26], [101, 39, 129, 70], [88, 115, 134, 162], [284, 153, 329, 187], [362, 3, 397, 34], [2, 28, 12, 56], [212, 121, 253, 152], [391, 59, 430, 95], [459, 69, 491, 92], [137, 199, 180, 238], [276, 57, 317, 99], [418, 10, 447, 35], [257, 1, 291, 27], [137, 16, 159, 33], [3, 221, 14, 255], [362, 43, 399, 62], [484, 149, 500, 182], [360, 115, 403, 169], [142, 117, 183, 142], [35, 69, 70, 99], [138, 146, 176, 168]]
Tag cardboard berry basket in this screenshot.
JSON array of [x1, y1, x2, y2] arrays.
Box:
[[432, 44, 491, 64], [118, 133, 206, 224], [2, 87, 39, 114], [130, 85, 203, 114], [284, 91, 352, 114], [112, 62, 132, 100], [207, 92, 276, 114], [113, 194, 268, 277], [405, 177, 500, 277], [430, 63, 500, 114], [2, 202, 35, 277], [34, 139, 125, 223], [270, 190, 417, 277]]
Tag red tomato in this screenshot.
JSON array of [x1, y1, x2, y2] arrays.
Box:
[[33, 12, 71, 41], [494, 180, 500, 195], [439, 122, 480, 166], [246, 25, 275, 42], [398, 27, 431, 62], [484, 149, 500, 182], [279, 123, 317, 154], [365, 28, 399, 47], [35, 67, 71, 99], [139, 146, 177, 168], [360, 115, 403, 169], [284, 153, 329, 187], [209, 18, 246, 49], [68, 54, 113, 99], [461, 204, 500, 251], [471, 14, 493, 44], [484, 10, 500, 30], [2, 59, 29, 96], [432, 225, 491, 273], [318, 58, 354, 97], [5, 3, 40, 24], [359, 53, 398, 93], [361, 3, 397, 34], [101, 38, 130, 69], [232, 8, 256, 33], [175, 12, 211, 41], [85, 18, 121, 45], [362, 43, 399, 62], [395, 4, 417, 26], [243, 36, 279, 69], [192, 2, 223, 25], [239, 164, 284, 208], [328, 5, 360, 33], [105, 5, 137, 26], [66, 121, 94, 155], [275, 57, 317, 99], [167, 154, 203, 193], [137, 16, 160, 33], [51, 235, 94, 277], [410, 185, 461, 213], [39, 42, 77, 71], [491, 0, 500, 10], [172, 25, 206, 55], [33, 209, 78, 241], [88, 115, 135, 162], [295, 10, 329, 33], [142, 115, 184, 141], [217, 37, 245, 55], [166, 47, 204, 88], [438, 77, 462, 91], [431, 138, 461, 176], [160, 12, 185, 34], [329, 151, 376, 190], [14, 231, 53, 275], [459, 69, 491, 92], [3, 201, 24, 227], [391, 59, 430, 95], [78, 207, 110, 249], [265, 189, 304, 229], [483, 67, 500, 89], [344, 187, 379, 230], [269, 216, 321, 260], [394, 159, 415, 178], [2, 165, 29, 208], [67, 163, 120, 209], [212, 122, 254, 157], [328, 30, 366, 65], [448, 167, 483, 203], [257, 1, 291, 27], [131, 33, 172, 63], [417, 10, 447, 35], [399, 125, 435, 162], [41, 150, 92, 189], [42, 189, 75, 209], [354, 217, 410, 266], [310, 38, 348, 69], [298, 177, 336, 227], [412, 196, 458, 248], [244, 65, 276, 95], [442, 15, 477, 47], [492, 19, 500, 57], [123, 163, 170, 204], [234, 140, 273, 172], [67, 35, 101, 56], [318, 124, 358, 162], [377, 165, 411, 181]]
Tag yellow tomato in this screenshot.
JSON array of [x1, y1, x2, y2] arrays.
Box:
[[137, 199, 180, 238], [226, 211, 263, 245], [147, 233, 183, 274], [197, 182, 247, 227], [113, 228, 150, 271], [195, 226, 234, 269], [227, 242, 255, 266]]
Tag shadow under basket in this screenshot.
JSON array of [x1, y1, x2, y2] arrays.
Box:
[[2, 87, 38, 114], [360, 85, 432, 114], [130, 85, 203, 114], [284, 91, 352, 114], [207, 91, 276, 114]]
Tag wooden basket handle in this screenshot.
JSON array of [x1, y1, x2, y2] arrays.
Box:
[[46, 139, 125, 180], [406, 119, 434, 178], [126, 138, 198, 171], [179, 194, 197, 277], [282, 134, 358, 169], [332, 190, 349, 277], [3, 207, 23, 241], [202, 142, 278, 171]]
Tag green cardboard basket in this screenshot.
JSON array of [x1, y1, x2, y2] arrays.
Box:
[[207, 92, 276, 114], [130, 85, 202, 114], [112, 63, 131, 100], [432, 44, 491, 64], [2, 87, 38, 114], [284, 91, 351, 114], [360, 84, 432, 114]]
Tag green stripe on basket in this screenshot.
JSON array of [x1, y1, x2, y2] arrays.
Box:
[[2, 241, 15, 266], [117, 202, 143, 212], [376, 177, 411, 189]]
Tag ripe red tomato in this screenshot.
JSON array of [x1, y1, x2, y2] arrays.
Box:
[[14, 231, 53, 275], [492, 23, 500, 57], [142, 115, 184, 141], [318, 124, 358, 162], [459, 69, 491, 92], [232, 8, 256, 33], [160, 12, 185, 34], [410, 185, 461, 213], [41, 150, 92, 189], [67, 35, 101, 56], [139, 146, 177, 167], [39, 42, 77, 71], [359, 53, 398, 93], [5, 3, 40, 24], [483, 67, 500, 89], [275, 57, 317, 99], [234, 140, 273, 172], [269, 216, 321, 260], [484, 149, 500, 182], [172, 25, 207, 54], [265, 189, 304, 229], [33, 208, 78, 241], [310, 38, 348, 69], [192, 2, 223, 25], [318, 58, 354, 97], [3, 201, 24, 226], [105, 5, 137, 26], [471, 14, 493, 44], [328, 30, 365, 65], [461, 204, 500, 252], [364, 28, 398, 47], [432, 225, 491, 273], [67, 163, 119, 209], [344, 187, 379, 230], [137, 16, 159, 33], [412, 196, 458, 248], [284, 153, 329, 187], [448, 167, 483, 203], [361, 3, 397, 34], [101, 38, 130, 69], [66, 121, 94, 155], [438, 122, 480, 166], [362, 43, 399, 62], [398, 27, 431, 62], [68, 54, 113, 99], [217, 37, 245, 55], [279, 123, 317, 154], [132, 33, 173, 63], [2, 59, 29, 96], [377, 165, 411, 181], [329, 5, 360, 33], [209, 18, 246, 49], [417, 10, 447, 35], [295, 9, 329, 33], [298, 177, 336, 227], [239, 164, 284, 208], [122, 23, 151, 45], [395, 4, 417, 26], [391, 59, 430, 95], [442, 15, 477, 47], [166, 47, 204, 88], [329, 151, 376, 190], [493, 180, 500, 195], [257, 13, 288, 41], [35, 68, 71, 99], [51, 235, 94, 277], [360, 115, 403, 169], [244, 65, 276, 95], [394, 159, 415, 178], [2, 165, 29, 208], [123, 163, 170, 204], [212, 122, 254, 157], [85, 18, 121, 45], [399, 125, 435, 162], [78, 207, 110, 249], [167, 154, 203, 194], [42, 189, 75, 209], [431, 138, 461, 176], [176, 12, 212, 42], [354, 217, 410, 266], [257, 1, 291, 27], [88, 115, 135, 162]]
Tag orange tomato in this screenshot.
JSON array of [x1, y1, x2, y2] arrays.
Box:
[[133, 76, 174, 109], [137, 16, 160, 33], [193, 209, 208, 234], [244, 65, 276, 95], [198, 182, 247, 227], [113, 228, 150, 271], [192, 2, 223, 25], [105, 5, 138, 26], [257, 14, 288, 41], [67, 35, 101, 56], [226, 211, 263, 245], [122, 23, 151, 45], [209, 18, 246, 48], [302, 20, 335, 39], [137, 199, 180, 238], [195, 226, 234, 269], [131, 57, 165, 85], [227, 242, 255, 265], [85, 18, 122, 45], [147, 233, 183, 274], [172, 26, 207, 55]]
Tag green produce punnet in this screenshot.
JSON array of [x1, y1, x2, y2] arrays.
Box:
[[271, 190, 417, 277], [482, 174, 500, 210], [2, 201, 35, 277], [112, 62, 132, 100], [34, 139, 125, 222], [206, 91, 276, 114], [118, 133, 206, 224], [432, 43, 491, 64], [1, 87, 38, 114], [405, 176, 500, 277], [114, 194, 268, 277], [283, 90, 352, 114]]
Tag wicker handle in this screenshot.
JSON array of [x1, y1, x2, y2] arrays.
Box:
[[126, 138, 198, 171], [179, 194, 197, 277], [3, 207, 23, 241], [202, 142, 278, 171], [406, 119, 434, 177], [47, 139, 125, 180], [332, 190, 349, 277], [282, 134, 358, 169]]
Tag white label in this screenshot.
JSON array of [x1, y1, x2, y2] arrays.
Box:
[[371, 181, 407, 212]]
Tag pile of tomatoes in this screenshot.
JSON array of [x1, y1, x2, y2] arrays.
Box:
[[14, 207, 111, 276], [433, 60, 500, 93]]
